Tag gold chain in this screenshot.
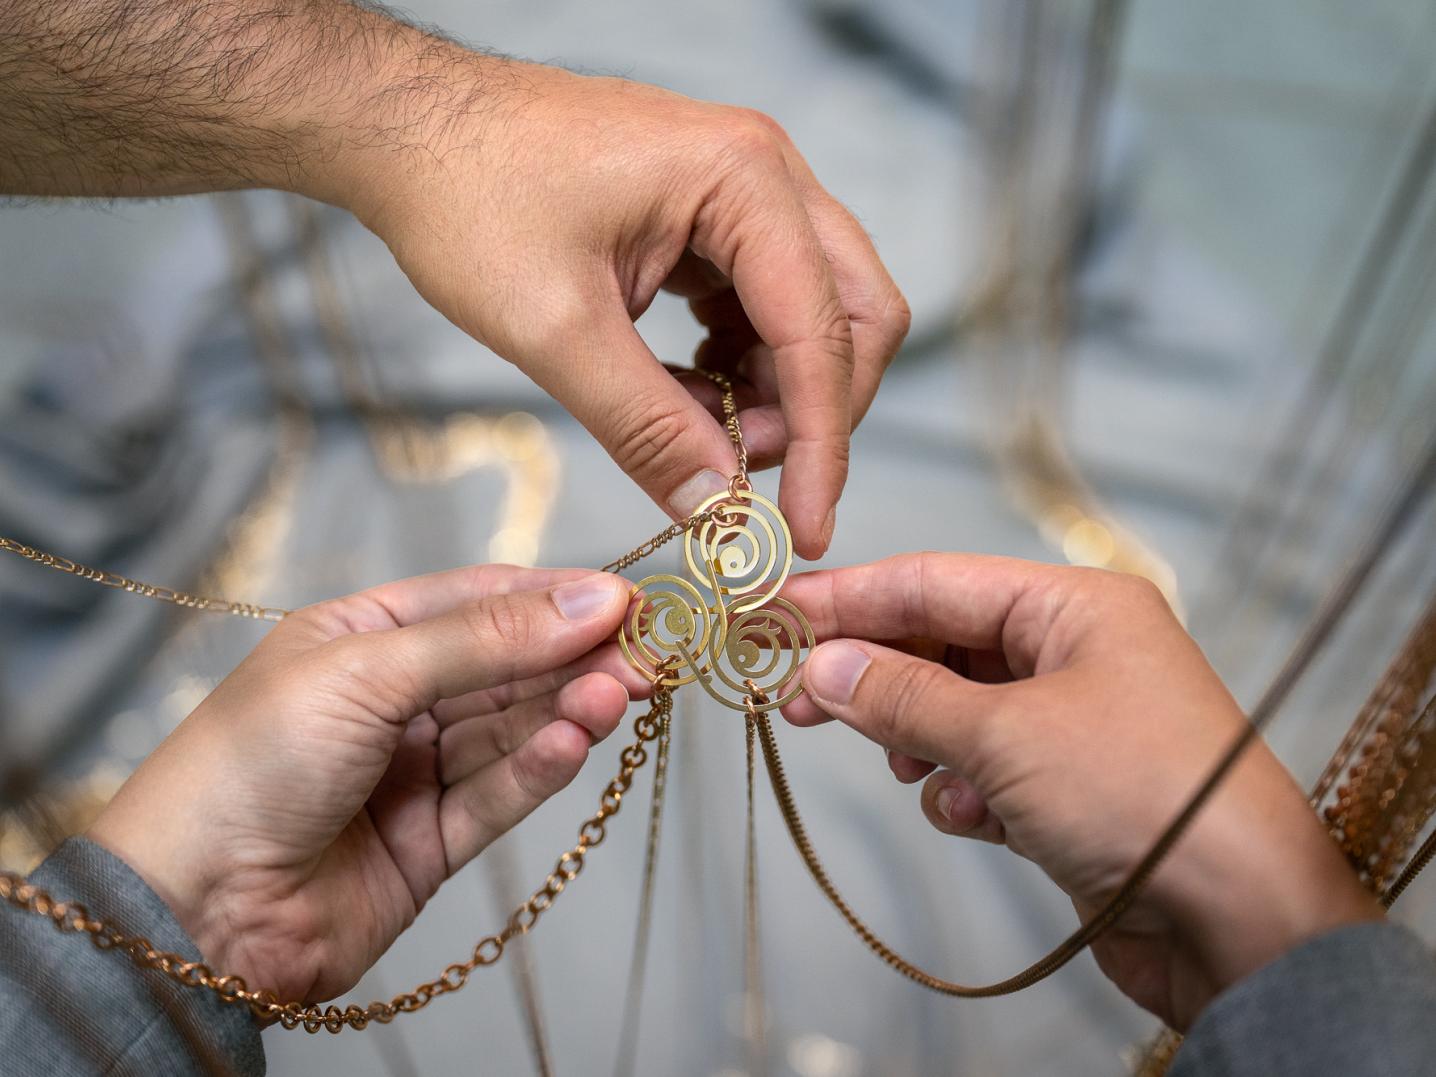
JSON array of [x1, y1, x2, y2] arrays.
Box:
[[710, 370, 750, 489], [611, 704, 672, 1076], [742, 700, 768, 1073], [0, 537, 290, 622], [752, 704, 1088, 996]]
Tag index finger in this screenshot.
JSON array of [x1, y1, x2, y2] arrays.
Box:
[[693, 153, 854, 560], [777, 142, 911, 430], [290, 564, 596, 642]]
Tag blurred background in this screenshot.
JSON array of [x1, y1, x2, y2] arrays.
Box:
[[4, 0, 1436, 1074]]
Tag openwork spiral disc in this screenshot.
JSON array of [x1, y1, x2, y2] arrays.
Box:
[[620, 488, 813, 710], [684, 489, 793, 612], [707, 597, 814, 710], [618, 573, 713, 688]]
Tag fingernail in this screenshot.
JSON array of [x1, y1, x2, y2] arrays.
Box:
[[805, 641, 871, 705], [670, 469, 728, 517], [553, 575, 621, 621], [936, 786, 959, 823], [820, 507, 836, 550]]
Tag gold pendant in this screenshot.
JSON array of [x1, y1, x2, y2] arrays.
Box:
[[619, 487, 814, 712]]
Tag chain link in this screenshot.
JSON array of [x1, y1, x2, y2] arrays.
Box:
[[612, 698, 673, 1075], [0, 537, 290, 622], [699, 369, 749, 488]]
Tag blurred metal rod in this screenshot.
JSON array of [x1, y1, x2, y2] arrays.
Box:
[[1195, 91, 1436, 632]]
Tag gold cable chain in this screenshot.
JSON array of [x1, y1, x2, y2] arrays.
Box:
[[741, 695, 767, 1072], [611, 701, 673, 1076]]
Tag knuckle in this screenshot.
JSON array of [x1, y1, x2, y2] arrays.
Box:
[[1122, 573, 1169, 609], [509, 746, 560, 805], [609, 392, 693, 481], [495, 282, 593, 360], [710, 113, 786, 171], [322, 635, 379, 684], [735, 107, 790, 142], [320, 636, 423, 718], [892, 658, 946, 716], [883, 291, 913, 357], [900, 551, 938, 624], [1083, 568, 1165, 611], [473, 595, 534, 653], [777, 320, 855, 386], [875, 659, 944, 743], [487, 715, 523, 765]]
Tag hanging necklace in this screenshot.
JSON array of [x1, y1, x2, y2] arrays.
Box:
[[5, 377, 1436, 1038]]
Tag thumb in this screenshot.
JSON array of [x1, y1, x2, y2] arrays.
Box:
[[801, 640, 995, 767], [319, 573, 630, 718]]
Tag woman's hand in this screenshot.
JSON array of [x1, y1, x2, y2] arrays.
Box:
[[780, 554, 1381, 1030], [87, 564, 651, 1003]]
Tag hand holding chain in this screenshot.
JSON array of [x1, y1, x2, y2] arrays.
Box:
[[10, 367, 1361, 1033], [0, 369, 812, 1033]]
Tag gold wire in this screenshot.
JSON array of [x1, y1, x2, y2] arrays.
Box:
[[742, 707, 768, 1076], [612, 706, 672, 1077]]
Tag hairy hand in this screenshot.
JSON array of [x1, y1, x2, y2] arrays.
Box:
[[333, 59, 908, 559], [0, 2, 909, 558], [87, 565, 651, 1002], [780, 554, 1381, 1030]]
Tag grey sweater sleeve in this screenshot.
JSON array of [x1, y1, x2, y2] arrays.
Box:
[[0, 837, 264, 1076], [1172, 921, 1436, 1077]]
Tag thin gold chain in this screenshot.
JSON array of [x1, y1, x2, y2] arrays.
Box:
[[0, 537, 290, 622], [601, 368, 749, 574], [708, 370, 750, 488], [742, 704, 767, 1075], [2, 374, 740, 589], [751, 703, 1126, 997], [611, 706, 672, 1077]]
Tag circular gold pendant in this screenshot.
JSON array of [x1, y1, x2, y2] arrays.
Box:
[[619, 489, 814, 711]]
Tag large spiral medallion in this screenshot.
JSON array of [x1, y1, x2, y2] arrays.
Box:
[[619, 489, 814, 711]]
